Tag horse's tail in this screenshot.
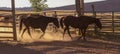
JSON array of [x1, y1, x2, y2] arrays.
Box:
[[19, 18, 24, 33], [60, 17, 64, 28]]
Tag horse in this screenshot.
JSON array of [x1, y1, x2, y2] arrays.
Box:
[[19, 15, 59, 39], [60, 15, 102, 41]]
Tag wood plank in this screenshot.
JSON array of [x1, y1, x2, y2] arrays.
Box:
[[0, 21, 13, 23], [0, 26, 13, 28], [0, 10, 12, 12], [0, 37, 13, 38], [0, 31, 13, 33]]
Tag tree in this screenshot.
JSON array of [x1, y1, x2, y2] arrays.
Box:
[[75, 0, 84, 16], [29, 0, 48, 12]]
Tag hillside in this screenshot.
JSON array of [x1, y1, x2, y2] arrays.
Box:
[[45, 0, 120, 11], [0, 0, 120, 11]]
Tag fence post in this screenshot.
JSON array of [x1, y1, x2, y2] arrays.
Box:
[[51, 11, 57, 32], [74, 11, 77, 16], [43, 12, 46, 16], [11, 0, 17, 41], [91, 5, 98, 34], [91, 5, 95, 17], [75, 0, 84, 16], [112, 11, 115, 35], [53, 11, 57, 17]]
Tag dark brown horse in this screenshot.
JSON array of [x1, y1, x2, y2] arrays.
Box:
[[60, 16, 102, 41], [19, 15, 59, 39]]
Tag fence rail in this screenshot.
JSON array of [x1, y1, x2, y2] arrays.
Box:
[[0, 10, 12, 12], [0, 16, 14, 40], [0, 10, 120, 40]]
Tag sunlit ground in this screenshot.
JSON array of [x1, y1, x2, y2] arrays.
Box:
[[17, 28, 74, 43], [0, 22, 79, 43]]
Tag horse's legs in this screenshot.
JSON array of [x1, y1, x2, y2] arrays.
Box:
[[27, 27, 32, 38], [66, 27, 72, 39], [63, 27, 67, 39], [39, 32, 45, 39], [21, 28, 27, 38], [77, 29, 83, 40], [77, 27, 87, 41], [82, 26, 88, 41], [77, 29, 87, 41], [83, 29, 87, 41], [39, 27, 46, 39], [53, 25, 57, 32], [78, 29, 81, 35]]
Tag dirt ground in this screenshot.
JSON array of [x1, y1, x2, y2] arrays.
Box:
[[0, 32, 120, 54], [0, 27, 120, 54], [0, 39, 120, 54]]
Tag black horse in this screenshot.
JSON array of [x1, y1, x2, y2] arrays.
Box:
[[60, 16, 102, 41], [19, 15, 59, 38]]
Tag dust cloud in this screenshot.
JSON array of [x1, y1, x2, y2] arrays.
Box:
[[18, 29, 73, 43]]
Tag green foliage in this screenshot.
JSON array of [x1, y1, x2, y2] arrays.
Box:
[[29, 0, 48, 12]]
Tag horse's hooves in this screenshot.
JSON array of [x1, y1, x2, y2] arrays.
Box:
[[39, 36, 43, 39], [84, 39, 87, 41], [77, 37, 82, 40], [72, 38, 78, 41], [39, 36, 44, 39], [39, 37, 42, 39], [83, 38, 87, 41]]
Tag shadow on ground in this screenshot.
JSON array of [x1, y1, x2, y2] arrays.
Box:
[[1, 37, 120, 54], [0, 42, 40, 54], [0, 31, 120, 54]]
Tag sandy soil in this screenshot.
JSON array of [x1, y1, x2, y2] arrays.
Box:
[[0, 28, 120, 54], [0, 32, 120, 54], [0, 39, 120, 54]]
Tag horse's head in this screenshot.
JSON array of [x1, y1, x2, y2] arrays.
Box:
[[52, 18, 60, 28], [95, 19, 102, 29]]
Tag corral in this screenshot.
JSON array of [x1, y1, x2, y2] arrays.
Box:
[[0, 10, 120, 41], [0, 0, 120, 54]]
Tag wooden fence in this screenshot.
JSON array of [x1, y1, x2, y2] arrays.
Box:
[[0, 10, 16, 41], [1, 10, 120, 40], [0, 15, 14, 40]]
